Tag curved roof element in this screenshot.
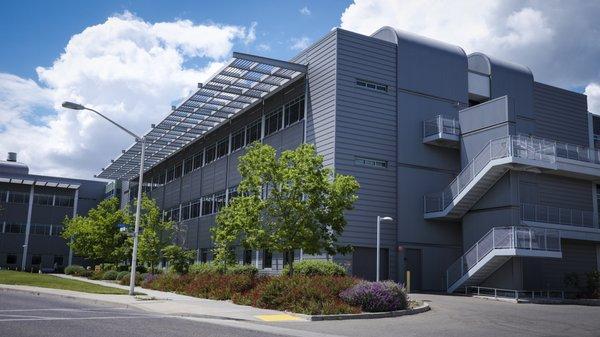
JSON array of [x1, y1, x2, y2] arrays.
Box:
[[372, 26, 466, 58], [0, 160, 29, 175], [467, 52, 533, 79]]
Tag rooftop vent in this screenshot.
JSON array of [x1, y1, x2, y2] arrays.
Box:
[[7, 152, 17, 162]]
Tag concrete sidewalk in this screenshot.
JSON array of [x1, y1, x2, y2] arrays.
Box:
[[2, 274, 301, 322]]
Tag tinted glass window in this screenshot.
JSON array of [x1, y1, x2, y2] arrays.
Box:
[[205, 145, 216, 164], [231, 129, 245, 151], [246, 120, 261, 144], [217, 138, 229, 158], [264, 108, 282, 136]]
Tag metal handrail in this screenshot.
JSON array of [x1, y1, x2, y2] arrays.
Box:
[[423, 115, 460, 138], [446, 226, 561, 290], [521, 203, 595, 228], [465, 286, 565, 300], [425, 135, 600, 214]]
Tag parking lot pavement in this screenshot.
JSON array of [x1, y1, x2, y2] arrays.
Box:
[[264, 293, 600, 337]]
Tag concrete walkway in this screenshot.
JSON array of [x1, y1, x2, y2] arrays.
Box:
[[2, 274, 299, 322]]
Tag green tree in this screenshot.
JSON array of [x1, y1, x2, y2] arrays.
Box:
[[162, 245, 196, 274], [134, 195, 173, 273], [212, 143, 359, 275], [62, 197, 130, 265]]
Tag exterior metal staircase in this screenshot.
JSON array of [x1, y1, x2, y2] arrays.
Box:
[[424, 135, 600, 220], [422, 115, 460, 149], [446, 226, 562, 293]]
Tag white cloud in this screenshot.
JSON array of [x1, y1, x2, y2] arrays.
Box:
[[340, 0, 600, 90], [290, 36, 311, 51], [257, 43, 271, 52], [0, 11, 255, 178], [300, 6, 311, 16], [585, 83, 600, 115]]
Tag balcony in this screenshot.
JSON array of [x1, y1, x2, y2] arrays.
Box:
[[521, 203, 596, 228], [422, 115, 460, 149], [424, 135, 600, 219], [446, 226, 562, 293]]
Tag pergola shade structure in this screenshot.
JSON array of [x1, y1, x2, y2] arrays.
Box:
[[97, 52, 307, 181]]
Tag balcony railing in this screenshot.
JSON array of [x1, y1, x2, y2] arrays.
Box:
[[521, 203, 595, 228], [423, 115, 460, 138], [446, 226, 561, 290], [425, 135, 600, 214]]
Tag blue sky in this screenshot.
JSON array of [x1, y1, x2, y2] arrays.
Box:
[[0, 1, 598, 179], [0, 0, 351, 80]]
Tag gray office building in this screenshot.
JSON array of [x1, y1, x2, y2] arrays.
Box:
[[0, 152, 106, 271], [98, 27, 600, 292]]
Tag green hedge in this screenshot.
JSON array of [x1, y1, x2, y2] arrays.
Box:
[[102, 270, 119, 280], [64, 265, 92, 277], [116, 271, 129, 281], [282, 260, 347, 276], [189, 262, 258, 277]]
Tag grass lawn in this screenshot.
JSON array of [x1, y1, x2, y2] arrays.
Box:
[[0, 270, 129, 294]]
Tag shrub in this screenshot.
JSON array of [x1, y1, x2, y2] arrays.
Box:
[[564, 272, 580, 290], [64, 265, 91, 277], [119, 272, 142, 286], [136, 265, 148, 274], [282, 260, 347, 276], [340, 281, 408, 312], [162, 245, 195, 274], [90, 271, 104, 280], [189, 262, 223, 275], [227, 264, 258, 277], [102, 270, 119, 280], [586, 270, 600, 299], [116, 271, 129, 281], [233, 275, 360, 315]]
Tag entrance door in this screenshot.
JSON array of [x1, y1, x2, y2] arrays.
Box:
[[352, 247, 389, 281], [404, 248, 422, 292]]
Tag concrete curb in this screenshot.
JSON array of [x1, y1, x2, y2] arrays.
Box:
[[0, 286, 136, 310], [292, 302, 430, 321]]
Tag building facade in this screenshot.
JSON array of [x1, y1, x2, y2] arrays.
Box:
[[0, 153, 106, 271], [99, 27, 600, 292]]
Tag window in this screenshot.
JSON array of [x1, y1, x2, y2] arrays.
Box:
[[243, 250, 253, 265], [227, 186, 238, 203], [205, 145, 216, 164], [55, 196, 74, 207], [181, 204, 190, 221], [51, 225, 63, 236], [190, 200, 201, 218], [184, 158, 193, 174], [158, 172, 166, 186], [174, 163, 183, 179], [166, 167, 175, 182], [285, 96, 305, 126], [31, 254, 42, 266], [283, 251, 293, 268], [0, 191, 6, 203], [200, 248, 209, 263], [231, 129, 245, 151], [33, 194, 53, 206], [355, 156, 388, 169], [6, 254, 17, 265], [53, 255, 64, 266], [217, 138, 229, 158], [214, 191, 226, 212], [246, 119, 261, 144], [171, 208, 180, 222], [356, 79, 388, 92], [6, 223, 25, 234], [262, 250, 272, 269], [193, 152, 203, 170], [202, 195, 214, 215], [8, 191, 29, 204], [264, 108, 282, 136], [31, 224, 50, 235]]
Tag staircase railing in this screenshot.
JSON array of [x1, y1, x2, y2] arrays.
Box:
[[446, 226, 561, 291], [521, 203, 595, 228], [425, 135, 599, 214]]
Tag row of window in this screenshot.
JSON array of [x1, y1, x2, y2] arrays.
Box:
[[0, 191, 74, 207], [4, 254, 64, 266], [354, 156, 388, 168], [356, 79, 388, 92], [146, 95, 305, 189], [163, 187, 238, 222], [1, 222, 63, 236], [196, 248, 273, 268]]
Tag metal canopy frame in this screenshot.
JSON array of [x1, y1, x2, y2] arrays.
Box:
[[97, 52, 307, 180]]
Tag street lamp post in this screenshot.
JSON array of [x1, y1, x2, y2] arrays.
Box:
[[376, 216, 393, 282], [62, 101, 144, 296]]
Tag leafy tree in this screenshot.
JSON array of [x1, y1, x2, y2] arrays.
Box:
[[162, 245, 196, 274], [62, 197, 130, 265], [134, 195, 173, 273], [212, 143, 359, 275]]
